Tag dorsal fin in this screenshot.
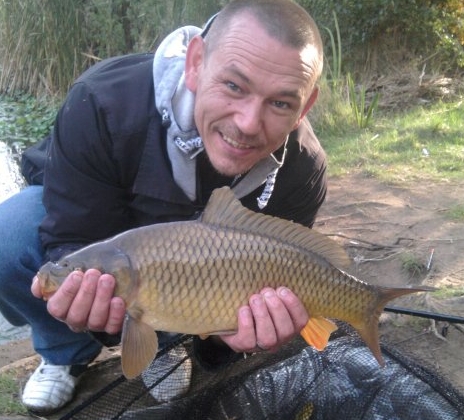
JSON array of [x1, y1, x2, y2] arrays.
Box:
[[200, 187, 351, 269]]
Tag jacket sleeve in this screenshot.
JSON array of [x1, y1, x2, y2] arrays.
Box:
[[39, 81, 133, 262]]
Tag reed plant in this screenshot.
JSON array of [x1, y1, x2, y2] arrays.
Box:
[[0, 0, 84, 96], [347, 73, 380, 129], [323, 11, 342, 89], [0, 0, 222, 98], [309, 11, 354, 137]]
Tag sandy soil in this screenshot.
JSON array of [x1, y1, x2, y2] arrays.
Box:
[[1, 173, 464, 418]]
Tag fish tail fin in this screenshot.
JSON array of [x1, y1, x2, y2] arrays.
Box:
[[121, 314, 158, 379], [356, 285, 434, 367], [355, 320, 384, 367], [300, 316, 338, 351]]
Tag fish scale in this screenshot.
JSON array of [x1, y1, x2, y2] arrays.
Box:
[[37, 187, 432, 379]]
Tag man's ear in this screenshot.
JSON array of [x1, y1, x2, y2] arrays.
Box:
[[292, 87, 319, 129], [185, 35, 205, 93]]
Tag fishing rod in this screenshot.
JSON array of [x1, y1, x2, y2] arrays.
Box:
[[384, 305, 464, 324]]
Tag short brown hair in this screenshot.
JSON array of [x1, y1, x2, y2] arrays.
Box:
[[205, 0, 323, 81]]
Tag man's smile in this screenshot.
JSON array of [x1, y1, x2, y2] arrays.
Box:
[[221, 132, 254, 150]]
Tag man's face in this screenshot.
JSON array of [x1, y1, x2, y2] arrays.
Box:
[[185, 15, 318, 176]]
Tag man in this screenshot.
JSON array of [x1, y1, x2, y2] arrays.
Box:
[[0, 0, 326, 414]]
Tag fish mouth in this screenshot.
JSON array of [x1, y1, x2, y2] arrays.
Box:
[[41, 290, 54, 301], [36, 274, 54, 301]]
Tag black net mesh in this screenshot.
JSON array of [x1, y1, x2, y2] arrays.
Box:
[[59, 331, 464, 420]]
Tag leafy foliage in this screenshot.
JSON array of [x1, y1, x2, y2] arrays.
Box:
[[305, 0, 464, 74], [0, 95, 57, 151]]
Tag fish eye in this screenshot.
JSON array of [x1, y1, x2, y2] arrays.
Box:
[[59, 259, 84, 272]]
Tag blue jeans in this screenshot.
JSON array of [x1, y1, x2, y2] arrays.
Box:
[[0, 186, 102, 365]]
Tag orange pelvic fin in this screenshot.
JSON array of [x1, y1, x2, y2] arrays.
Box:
[[121, 314, 158, 379], [300, 316, 338, 351]]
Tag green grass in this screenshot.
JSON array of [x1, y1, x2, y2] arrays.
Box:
[[432, 285, 464, 299], [316, 99, 464, 183], [0, 373, 27, 415], [446, 204, 464, 221], [400, 252, 426, 278]]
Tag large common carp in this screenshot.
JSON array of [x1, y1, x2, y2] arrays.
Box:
[[37, 187, 431, 379]]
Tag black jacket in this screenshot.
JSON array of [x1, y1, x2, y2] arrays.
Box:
[[21, 52, 328, 263]]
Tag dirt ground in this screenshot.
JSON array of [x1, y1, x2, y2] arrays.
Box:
[[1, 173, 464, 418], [315, 173, 464, 395]]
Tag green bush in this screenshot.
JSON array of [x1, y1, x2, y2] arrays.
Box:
[[0, 94, 57, 149], [304, 0, 464, 74]]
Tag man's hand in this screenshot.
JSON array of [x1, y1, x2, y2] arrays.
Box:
[[219, 286, 309, 353], [31, 268, 126, 335]]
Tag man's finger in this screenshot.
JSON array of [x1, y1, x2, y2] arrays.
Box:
[[64, 269, 100, 329], [105, 297, 126, 335], [250, 293, 277, 351], [261, 288, 294, 345], [276, 287, 309, 331], [87, 274, 115, 331], [31, 276, 42, 298], [47, 270, 84, 321], [220, 306, 256, 352]]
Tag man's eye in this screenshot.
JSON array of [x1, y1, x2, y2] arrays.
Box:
[[226, 81, 240, 92], [272, 100, 290, 109]]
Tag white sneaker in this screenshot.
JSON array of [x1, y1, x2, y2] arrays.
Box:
[[141, 345, 192, 402], [21, 359, 80, 414]]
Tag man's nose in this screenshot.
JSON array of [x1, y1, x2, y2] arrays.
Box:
[[234, 97, 264, 136]]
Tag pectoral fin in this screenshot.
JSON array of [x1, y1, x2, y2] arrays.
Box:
[[121, 314, 158, 379], [300, 316, 338, 351]]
